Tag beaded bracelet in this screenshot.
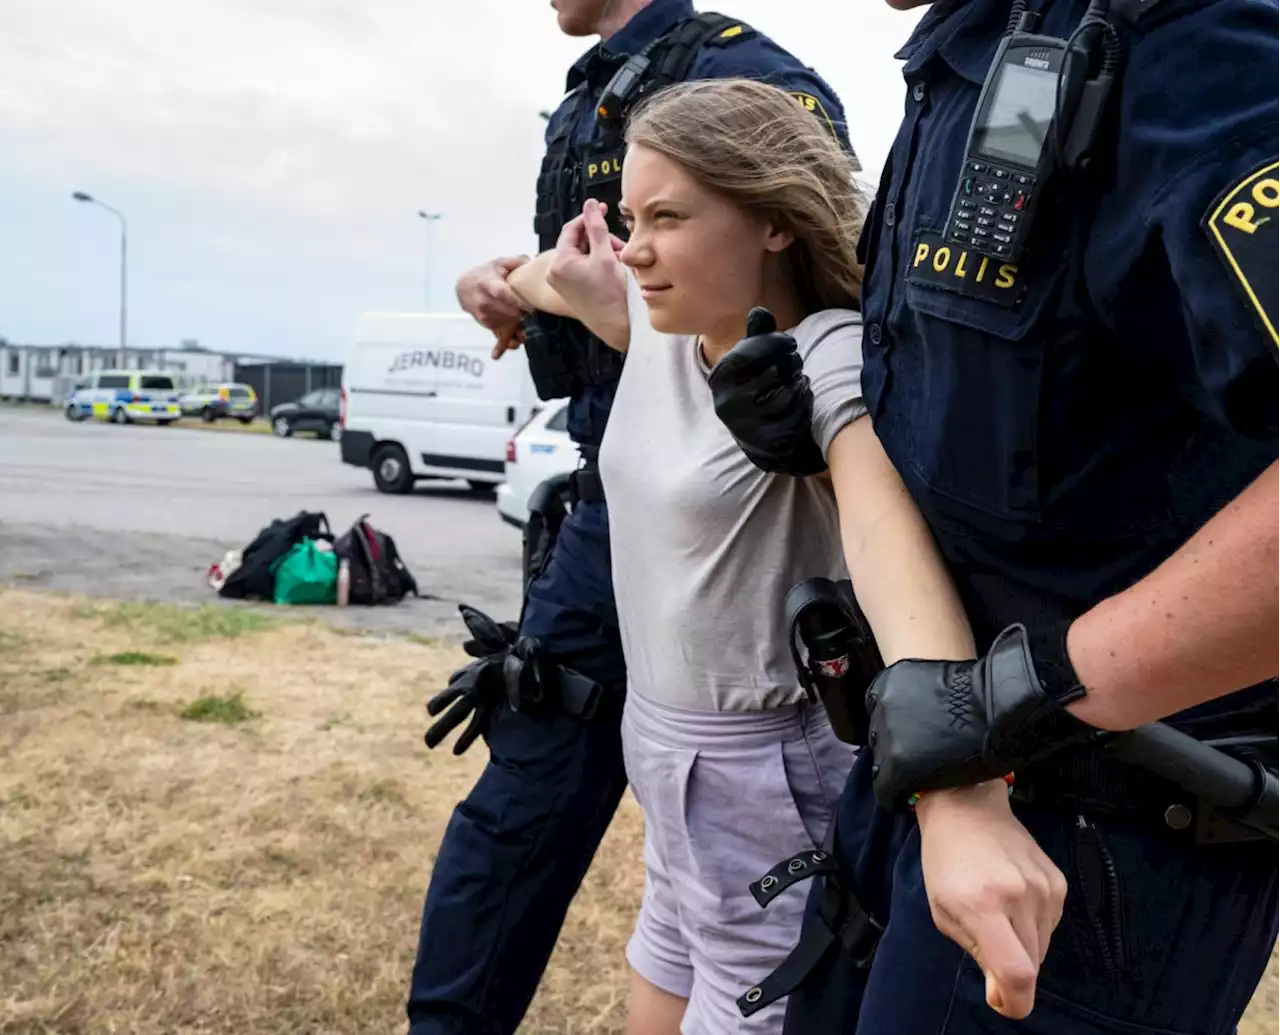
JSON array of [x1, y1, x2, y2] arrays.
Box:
[[908, 771, 1015, 811]]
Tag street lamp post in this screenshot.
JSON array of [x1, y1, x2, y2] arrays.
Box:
[[72, 192, 128, 351], [417, 210, 442, 311]]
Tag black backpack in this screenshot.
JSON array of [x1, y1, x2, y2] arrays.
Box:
[[219, 511, 332, 600], [334, 515, 419, 605]]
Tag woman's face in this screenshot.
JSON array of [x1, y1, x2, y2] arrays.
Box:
[[617, 144, 791, 340]]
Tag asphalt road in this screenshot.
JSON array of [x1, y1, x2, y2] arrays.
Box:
[[0, 406, 525, 636]]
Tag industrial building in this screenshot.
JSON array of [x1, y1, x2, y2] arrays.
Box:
[[0, 341, 341, 413]]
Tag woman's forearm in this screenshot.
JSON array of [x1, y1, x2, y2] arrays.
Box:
[[506, 247, 631, 351], [506, 251, 572, 315], [827, 419, 975, 664], [1066, 459, 1279, 731]]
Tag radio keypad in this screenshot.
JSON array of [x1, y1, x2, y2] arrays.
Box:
[[948, 159, 1033, 256]]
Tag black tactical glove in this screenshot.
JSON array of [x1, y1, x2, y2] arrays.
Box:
[[424, 604, 519, 755], [708, 307, 827, 476], [865, 624, 1104, 808]]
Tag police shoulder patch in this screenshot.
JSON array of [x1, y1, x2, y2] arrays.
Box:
[[702, 23, 758, 47], [788, 91, 834, 134], [1201, 159, 1279, 346]]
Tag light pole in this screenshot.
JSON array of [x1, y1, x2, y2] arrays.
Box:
[[417, 210, 442, 311], [72, 192, 128, 350]]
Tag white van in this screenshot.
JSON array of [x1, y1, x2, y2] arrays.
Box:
[[339, 312, 541, 494]]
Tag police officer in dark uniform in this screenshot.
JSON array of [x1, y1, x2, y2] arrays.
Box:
[[709, 0, 1279, 1030], [404, 3, 853, 1032]]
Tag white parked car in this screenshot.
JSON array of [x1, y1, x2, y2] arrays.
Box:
[[496, 399, 575, 529]]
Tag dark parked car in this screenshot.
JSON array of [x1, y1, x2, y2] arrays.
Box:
[[269, 389, 341, 440]]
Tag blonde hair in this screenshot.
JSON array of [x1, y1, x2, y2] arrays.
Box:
[[626, 78, 867, 312]]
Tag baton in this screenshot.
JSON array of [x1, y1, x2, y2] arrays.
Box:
[[1105, 722, 1278, 842]]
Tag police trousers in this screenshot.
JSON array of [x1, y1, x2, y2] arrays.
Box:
[[406, 500, 628, 1035], [783, 750, 1279, 1035]]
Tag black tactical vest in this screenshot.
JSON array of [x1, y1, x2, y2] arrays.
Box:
[[522, 12, 753, 402]]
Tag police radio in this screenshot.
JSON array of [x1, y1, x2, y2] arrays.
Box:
[[944, 0, 1121, 265], [596, 35, 668, 138]]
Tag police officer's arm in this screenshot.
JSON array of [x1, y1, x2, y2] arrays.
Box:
[[507, 200, 631, 352], [1061, 3, 1280, 732], [1066, 462, 1278, 731]]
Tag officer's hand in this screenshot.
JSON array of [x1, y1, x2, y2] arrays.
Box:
[[915, 782, 1068, 1020], [491, 322, 525, 361], [547, 199, 630, 350], [865, 625, 1100, 809], [708, 308, 827, 475], [456, 256, 533, 332]]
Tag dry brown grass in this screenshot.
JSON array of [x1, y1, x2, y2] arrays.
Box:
[[0, 589, 643, 1034], [0, 588, 1274, 1035]]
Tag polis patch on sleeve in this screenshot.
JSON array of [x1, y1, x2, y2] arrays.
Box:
[[787, 91, 853, 164], [905, 229, 1024, 307], [1201, 158, 1279, 346]]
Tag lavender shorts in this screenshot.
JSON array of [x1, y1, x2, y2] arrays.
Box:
[[621, 690, 857, 1033]]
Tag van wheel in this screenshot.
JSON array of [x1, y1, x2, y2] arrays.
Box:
[[64, 404, 83, 422], [201, 407, 217, 423], [372, 444, 414, 494], [237, 416, 253, 425], [111, 407, 129, 425]]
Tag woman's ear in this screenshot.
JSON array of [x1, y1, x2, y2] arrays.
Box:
[[763, 215, 795, 254]]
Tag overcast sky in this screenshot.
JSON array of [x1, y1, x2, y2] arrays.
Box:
[[0, 0, 925, 361]]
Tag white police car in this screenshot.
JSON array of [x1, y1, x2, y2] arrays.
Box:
[[65, 369, 182, 425], [496, 400, 575, 529]]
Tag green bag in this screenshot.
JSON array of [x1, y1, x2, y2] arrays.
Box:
[[270, 537, 338, 605]]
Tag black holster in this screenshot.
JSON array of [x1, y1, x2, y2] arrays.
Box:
[[785, 577, 885, 745], [501, 634, 607, 721], [522, 474, 571, 597]]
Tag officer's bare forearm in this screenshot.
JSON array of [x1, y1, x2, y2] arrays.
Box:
[[827, 419, 976, 664], [506, 251, 572, 316], [1066, 460, 1279, 731]]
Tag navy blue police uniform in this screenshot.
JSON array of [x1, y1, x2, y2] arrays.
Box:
[[405, 3, 851, 1032], [771, 0, 1279, 1031]]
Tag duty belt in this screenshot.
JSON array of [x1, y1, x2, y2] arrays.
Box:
[[1016, 738, 1277, 845]]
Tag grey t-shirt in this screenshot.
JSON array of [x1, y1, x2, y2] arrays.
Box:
[[599, 273, 868, 712]]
